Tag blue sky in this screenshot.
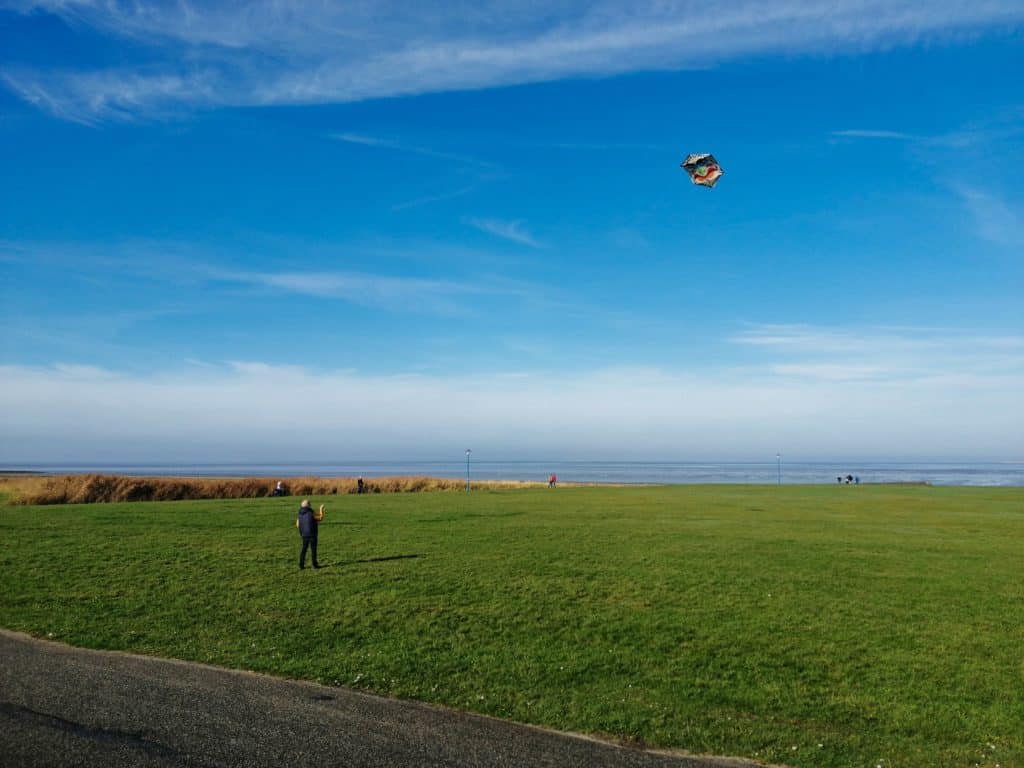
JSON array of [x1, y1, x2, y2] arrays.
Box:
[[1, 1, 1022, 463]]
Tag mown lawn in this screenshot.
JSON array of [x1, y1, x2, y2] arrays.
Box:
[[1, 485, 1021, 767]]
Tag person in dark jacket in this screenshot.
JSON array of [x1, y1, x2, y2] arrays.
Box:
[[296, 499, 325, 569]]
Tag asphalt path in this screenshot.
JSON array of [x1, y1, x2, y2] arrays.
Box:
[[0, 629, 759, 768]]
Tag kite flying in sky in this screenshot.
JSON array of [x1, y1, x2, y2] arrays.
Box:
[[680, 154, 723, 188]]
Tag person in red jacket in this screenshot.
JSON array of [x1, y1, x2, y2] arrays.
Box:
[[548, 473, 557, 488]]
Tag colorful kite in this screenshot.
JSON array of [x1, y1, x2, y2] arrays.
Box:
[[680, 153, 723, 188]]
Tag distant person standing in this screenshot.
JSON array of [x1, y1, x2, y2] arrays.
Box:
[[296, 499, 325, 569], [272, 481, 286, 497], [549, 473, 557, 488], [357, 476, 365, 494]]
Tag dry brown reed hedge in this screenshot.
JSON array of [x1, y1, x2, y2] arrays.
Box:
[[15, 474, 545, 505], [0, 474, 51, 504]]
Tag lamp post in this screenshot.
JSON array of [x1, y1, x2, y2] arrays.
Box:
[[465, 449, 471, 493], [776, 453, 781, 485]]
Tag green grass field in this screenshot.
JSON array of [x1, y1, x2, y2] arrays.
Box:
[[1, 485, 1021, 767]]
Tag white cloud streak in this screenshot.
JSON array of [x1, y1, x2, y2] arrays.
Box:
[[829, 119, 1024, 251], [0, 237, 564, 323], [210, 268, 531, 314], [731, 324, 1024, 380], [331, 132, 488, 167], [732, 323, 1024, 351], [466, 217, 541, 248], [831, 129, 914, 139], [955, 186, 1024, 248], [391, 184, 480, 212], [5, 1, 1024, 121]]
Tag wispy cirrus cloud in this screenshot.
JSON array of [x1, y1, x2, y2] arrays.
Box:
[[466, 217, 541, 248], [391, 184, 480, 212], [217, 268, 514, 314], [0, 68, 217, 125], [731, 323, 1024, 381], [0, 237, 540, 315], [832, 106, 1024, 149], [830, 113, 1024, 251], [5, 1, 1024, 121], [329, 133, 496, 209], [331, 132, 489, 167], [955, 186, 1024, 248], [831, 129, 914, 139], [769, 363, 890, 381], [733, 322, 1024, 352]]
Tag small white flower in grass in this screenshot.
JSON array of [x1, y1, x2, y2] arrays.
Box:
[[792, 746, 798, 751]]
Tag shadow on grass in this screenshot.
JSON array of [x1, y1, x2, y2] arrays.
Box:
[[312, 555, 423, 570], [352, 554, 422, 565], [416, 512, 524, 523]]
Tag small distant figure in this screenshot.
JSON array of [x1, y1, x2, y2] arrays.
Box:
[[549, 473, 557, 488], [296, 499, 325, 569], [837, 476, 843, 484], [357, 476, 365, 494], [272, 480, 286, 497], [854, 476, 860, 485], [846, 474, 853, 484]]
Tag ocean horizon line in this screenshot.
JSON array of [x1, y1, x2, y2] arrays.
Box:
[[2, 460, 1022, 487]]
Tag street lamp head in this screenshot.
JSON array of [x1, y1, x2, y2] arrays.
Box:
[[466, 449, 471, 456]]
